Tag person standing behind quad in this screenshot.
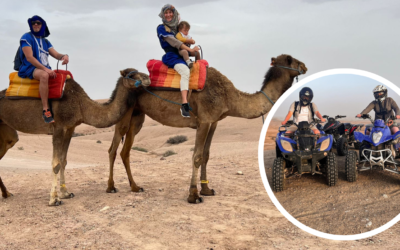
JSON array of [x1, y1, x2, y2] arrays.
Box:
[[157, 4, 200, 118], [281, 87, 326, 135], [18, 15, 69, 123], [357, 85, 400, 135]]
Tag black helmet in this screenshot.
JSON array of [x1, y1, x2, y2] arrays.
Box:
[[299, 87, 313, 105], [373, 85, 387, 102]]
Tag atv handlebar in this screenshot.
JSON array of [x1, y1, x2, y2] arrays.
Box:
[[335, 115, 346, 119], [356, 114, 398, 125]]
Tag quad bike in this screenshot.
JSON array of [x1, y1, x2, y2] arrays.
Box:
[[273, 119, 337, 191], [317, 115, 365, 156], [345, 114, 400, 182]]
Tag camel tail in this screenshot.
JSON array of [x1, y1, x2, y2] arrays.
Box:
[[121, 136, 124, 144]]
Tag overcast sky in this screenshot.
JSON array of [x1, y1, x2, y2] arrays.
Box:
[[1, 1, 400, 99]]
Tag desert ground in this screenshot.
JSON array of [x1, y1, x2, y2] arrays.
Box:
[[1, 115, 400, 249], [264, 118, 400, 236]]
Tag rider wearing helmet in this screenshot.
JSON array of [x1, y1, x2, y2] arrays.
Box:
[[357, 85, 400, 134], [282, 87, 326, 134]]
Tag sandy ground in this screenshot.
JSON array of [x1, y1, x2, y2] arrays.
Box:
[[1, 116, 399, 249], [264, 119, 400, 235]]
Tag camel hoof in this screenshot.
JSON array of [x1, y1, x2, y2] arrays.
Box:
[[49, 200, 63, 206], [61, 193, 75, 199], [138, 187, 144, 192], [200, 189, 216, 196], [188, 196, 203, 204], [131, 187, 144, 192], [2, 192, 13, 198], [106, 187, 118, 193]]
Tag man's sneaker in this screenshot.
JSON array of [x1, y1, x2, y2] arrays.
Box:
[[181, 103, 190, 118], [186, 60, 193, 68], [43, 109, 55, 123]]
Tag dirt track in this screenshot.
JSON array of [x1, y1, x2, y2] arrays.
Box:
[[1, 117, 400, 249], [264, 119, 400, 235]]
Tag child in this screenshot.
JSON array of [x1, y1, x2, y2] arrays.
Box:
[[176, 21, 200, 68]]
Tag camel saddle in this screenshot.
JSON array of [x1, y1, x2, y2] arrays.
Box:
[[6, 70, 73, 99], [146, 59, 208, 91]]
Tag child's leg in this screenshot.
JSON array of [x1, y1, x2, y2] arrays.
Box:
[[189, 51, 201, 60], [179, 50, 190, 62]]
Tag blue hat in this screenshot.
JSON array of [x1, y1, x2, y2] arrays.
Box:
[[28, 15, 50, 37]]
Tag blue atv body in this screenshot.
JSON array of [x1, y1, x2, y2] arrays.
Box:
[[273, 120, 338, 191], [345, 114, 400, 182]]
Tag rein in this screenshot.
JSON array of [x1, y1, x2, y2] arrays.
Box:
[[273, 63, 304, 82], [125, 70, 143, 87], [260, 63, 304, 124]]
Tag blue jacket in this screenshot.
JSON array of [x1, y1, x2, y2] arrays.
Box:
[[157, 24, 186, 68]]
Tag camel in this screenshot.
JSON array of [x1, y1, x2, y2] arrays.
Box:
[[0, 68, 150, 205], [107, 54, 308, 204]]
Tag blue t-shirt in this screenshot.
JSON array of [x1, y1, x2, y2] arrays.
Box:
[[18, 32, 53, 79], [157, 25, 186, 68]]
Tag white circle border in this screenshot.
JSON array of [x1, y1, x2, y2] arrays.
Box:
[[258, 68, 400, 241]]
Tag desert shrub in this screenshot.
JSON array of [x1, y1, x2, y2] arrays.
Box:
[[72, 132, 85, 137], [167, 135, 187, 144], [163, 150, 176, 157], [97, 140, 102, 144], [132, 147, 148, 152], [17, 147, 24, 150]]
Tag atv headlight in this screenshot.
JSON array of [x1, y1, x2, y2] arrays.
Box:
[[320, 137, 331, 151], [280, 140, 293, 152], [372, 131, 383, 144]]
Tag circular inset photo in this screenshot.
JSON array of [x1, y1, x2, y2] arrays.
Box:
[[260, 70, 400, 238]]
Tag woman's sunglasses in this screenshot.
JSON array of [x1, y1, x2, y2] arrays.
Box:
[[31, 21, 42, 26]]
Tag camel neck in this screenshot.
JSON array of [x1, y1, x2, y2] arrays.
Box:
[[80, 80, 132, 128], [227, 74, 293, 119]]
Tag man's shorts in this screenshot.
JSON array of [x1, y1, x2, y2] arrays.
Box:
[[286, 124, 318, 133]]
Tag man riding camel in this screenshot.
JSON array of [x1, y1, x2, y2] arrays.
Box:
[[17, 15, 69, 123]]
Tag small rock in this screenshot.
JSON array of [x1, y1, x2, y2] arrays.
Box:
[[159, 188, 164, 192], [160, 157, 166, 160], [97, 140, 102, 144], [383, 194, 388, 199], [237, 171, 243, 175], [100, 206, 110, 212], [366, 221, 372, 227]]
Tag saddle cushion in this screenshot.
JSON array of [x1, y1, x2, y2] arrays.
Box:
[[6, 70, 73, 99], [146, 59, 208, 91]]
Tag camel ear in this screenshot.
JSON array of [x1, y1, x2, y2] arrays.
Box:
[[120, 70, 125, 77], [286, 55, 293, 65], [271, 57, 276, 66]]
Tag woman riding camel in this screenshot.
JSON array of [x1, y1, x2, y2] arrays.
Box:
[[157, 4, 200, 118]]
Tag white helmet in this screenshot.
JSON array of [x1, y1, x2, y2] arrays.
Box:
[[373, 85, 387, 102]]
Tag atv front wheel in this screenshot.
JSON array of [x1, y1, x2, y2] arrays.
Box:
[[345, 151, 358, 182], [272, 157, 286, 192], [337, 137, 348, 156], [326, 152, 338, 186]]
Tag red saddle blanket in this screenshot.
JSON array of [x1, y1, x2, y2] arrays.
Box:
[[6, 70, 73, 99], [146, 59, 208, 91]]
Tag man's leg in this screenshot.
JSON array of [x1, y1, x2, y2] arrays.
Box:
[[33, 69, 50, 110], [33, 69, 54, 123]]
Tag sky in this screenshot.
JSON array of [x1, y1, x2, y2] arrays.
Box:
[[1, 1, 400, 99], [273, 74, 398, 119]]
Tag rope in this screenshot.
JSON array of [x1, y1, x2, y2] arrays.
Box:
[[143, 87, 193, 111], [260, 90, 275, 125]]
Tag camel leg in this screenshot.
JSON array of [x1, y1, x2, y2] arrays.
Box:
[[188, 123, 211, 204], [120, 113, 145, 192], [200, 121, 218, 196], [49, 128, 65, 206], [0, 124, 18, 198], [59, 127, 75, 199], [107, 107, 134, 193]]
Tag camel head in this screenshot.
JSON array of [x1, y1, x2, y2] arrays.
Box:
[[263, 54, 308, 95], [120, 68, 151, 89]]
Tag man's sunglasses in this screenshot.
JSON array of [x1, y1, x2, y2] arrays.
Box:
[[31, 21, 42, 26]]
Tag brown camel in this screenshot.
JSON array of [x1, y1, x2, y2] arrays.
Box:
[[107, 54, 307, 203], [0, 68, 150, 205]]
